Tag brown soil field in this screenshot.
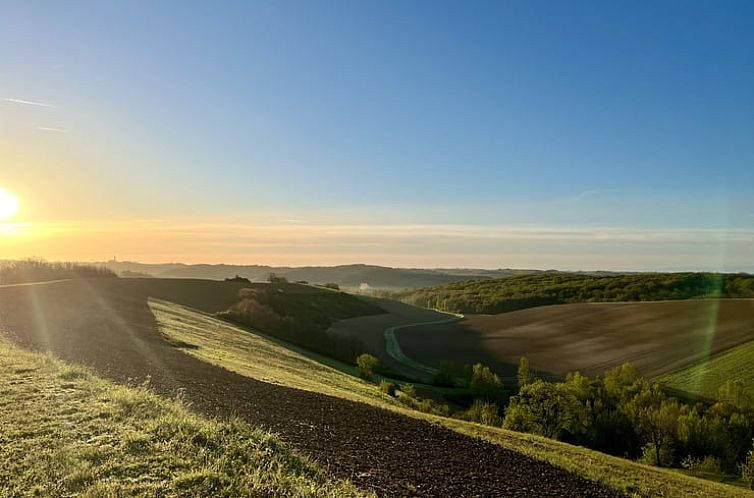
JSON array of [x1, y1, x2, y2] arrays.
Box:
[[0, 278, 618, 498], [398, 299, 754, 379]]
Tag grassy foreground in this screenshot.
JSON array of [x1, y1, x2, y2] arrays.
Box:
[[153, 300, 751, 497], [0, 338, 369, 498], [661, 340, 754, 400]]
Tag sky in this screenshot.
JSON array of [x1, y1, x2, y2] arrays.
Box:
[[1, 1, 753, 270]]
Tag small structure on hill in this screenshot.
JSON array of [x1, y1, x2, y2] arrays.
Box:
[[225, 275, 251, 283]]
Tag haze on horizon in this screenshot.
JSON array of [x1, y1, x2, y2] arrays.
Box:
[[2, 1, 753, 272]]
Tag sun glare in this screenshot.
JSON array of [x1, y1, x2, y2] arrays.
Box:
[[0, 188, 19, 220]]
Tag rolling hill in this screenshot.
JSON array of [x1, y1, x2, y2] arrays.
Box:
[[399, 272, 754, 314], [96, 260, 547, 289], [395, 299, 754, 379], [0, 277, 620, 497]]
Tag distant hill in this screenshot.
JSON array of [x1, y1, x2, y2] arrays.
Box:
[[95, 261, 555, 290], [398, 272, 754, 314]]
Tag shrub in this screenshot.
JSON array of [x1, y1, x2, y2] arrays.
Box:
[[639, 443, 674, 468], [356, 353, 379, 380], [681, 455, 722, 474], [465, 399, 501, 426], [433, 361, 458, 387], [379, 380, 397, 397], [470, 363, 502, 391], [517, 356, 536, 387], [742, 444, 754, 489], [399, 383, 416, 398]]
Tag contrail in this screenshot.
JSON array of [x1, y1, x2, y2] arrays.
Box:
[[3, 98, 58, 108]]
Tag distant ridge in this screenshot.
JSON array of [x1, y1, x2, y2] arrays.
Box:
[[96, 261, 572, 290]]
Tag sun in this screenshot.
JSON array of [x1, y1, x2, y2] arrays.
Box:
[[0, 188, 19, 220]]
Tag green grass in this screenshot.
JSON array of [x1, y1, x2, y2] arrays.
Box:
[[151, 298, 400, 408], [661, 340, 754, 399], [152, 299, 752, 498], [0, 337, 370, 498]]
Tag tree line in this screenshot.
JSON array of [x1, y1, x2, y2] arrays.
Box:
[[398, 272, 754, 314], [461, 358, 754, 484], [0, 259, 117, 285]]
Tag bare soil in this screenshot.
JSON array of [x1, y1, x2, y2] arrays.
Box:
[[398, 300, 754, 379], [0, 278, 619, 498]]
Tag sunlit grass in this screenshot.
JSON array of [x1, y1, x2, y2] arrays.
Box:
[[0, 337, 370, 498], [153, 299, 751, 498], [661, 340, 754, 399]]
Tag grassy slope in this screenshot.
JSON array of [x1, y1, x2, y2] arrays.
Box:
[[153, 299, 751, 498], [152, 299, 397, 408], [661, 340, 754, 399], [0, 338, 369, 498]]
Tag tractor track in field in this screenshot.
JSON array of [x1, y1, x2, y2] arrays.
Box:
[[0, 278, 622, 498]]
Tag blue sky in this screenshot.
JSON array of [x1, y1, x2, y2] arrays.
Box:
[[2, 1, 753, 268]]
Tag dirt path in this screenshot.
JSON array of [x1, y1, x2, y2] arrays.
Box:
[[384, 313, 462, 376], [0, 279, 621, 498]]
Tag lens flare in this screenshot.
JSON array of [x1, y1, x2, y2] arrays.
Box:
[[0, 188, 19, 220]]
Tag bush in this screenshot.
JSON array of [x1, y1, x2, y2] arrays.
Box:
[[433, 361, 458, 387], [742, 444, 754, 489], [356, 354, 379, 380], [639, 443, 674, 468], [399, 383, 416, 398], [470, 363, 502, 391], [681, 455, 722, 474], [379, 380, 397, 397], [465, 399, 501, 426]]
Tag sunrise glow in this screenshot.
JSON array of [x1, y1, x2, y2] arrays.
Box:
[[0, 188, 19, 220]]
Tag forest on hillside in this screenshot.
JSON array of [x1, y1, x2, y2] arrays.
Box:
[[399, 273, 754, 314]]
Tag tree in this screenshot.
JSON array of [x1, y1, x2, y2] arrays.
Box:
[[267, 272, 288, 283], [718, 380, 753, 410], [356, 353, 379, 380], [465, 399, 501, 426], [503, 380, 582, 439], [433, 361, 458, 387], [742, 441, 754, 489], [628, 384, 680, 467], [470, 363, 502, 390], [517, 356, 537, 387]]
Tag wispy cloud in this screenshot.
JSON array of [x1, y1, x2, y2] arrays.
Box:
[[571, 189, 618, 201], [37, 126, 67, 133], [3, 98, 58, 108]]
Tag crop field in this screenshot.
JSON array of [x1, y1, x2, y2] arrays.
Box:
[[396, 299, 754, 379], [661, 339, 754, 399]]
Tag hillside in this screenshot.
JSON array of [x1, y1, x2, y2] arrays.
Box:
[[0, 278, 620, 497], [399, 272, 754, 314], [218, 282, 385, 362], [396, 299, 754, 379], [0, 338, 367, 498], [97, 260, 547, 289], [155, 298, 751, 497]]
